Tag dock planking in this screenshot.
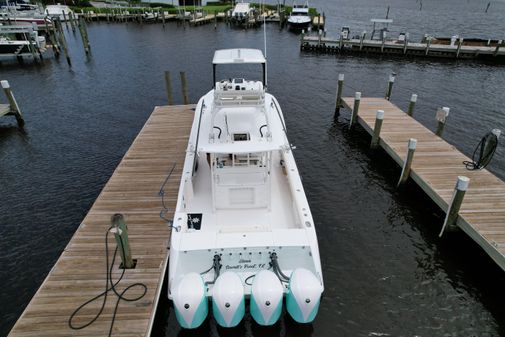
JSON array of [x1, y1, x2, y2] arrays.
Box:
[[342, 97, 505, 271], [8, 105, 194, 337]]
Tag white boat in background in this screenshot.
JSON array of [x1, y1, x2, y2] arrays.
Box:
[[168, 48, 324, 329], [45, 3, 73, 21], [230, 2, 255, 27], [0, 24, 46, 58], [287, 1, 311, 31]]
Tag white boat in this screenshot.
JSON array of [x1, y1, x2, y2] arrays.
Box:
[[45, 4, 73, 21], [230, 2, 255, 26], [0, 24, 46, 57], [287, 1, 311, 31], [168, 48, 324, 329]]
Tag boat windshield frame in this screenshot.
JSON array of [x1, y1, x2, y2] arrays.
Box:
[[212, 48, 267, 88]]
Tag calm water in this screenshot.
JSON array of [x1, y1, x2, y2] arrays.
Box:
[[2, 0, 505, 336]]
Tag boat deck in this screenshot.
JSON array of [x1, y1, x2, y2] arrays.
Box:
[[342, 97, 505, 271], [8, 105, 194, 337]]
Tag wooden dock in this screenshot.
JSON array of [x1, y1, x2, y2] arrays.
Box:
[[301, 36, 505, 62], [189, 13, 216, 26], [8, 105, 194, 337], [342, 97, 505, 270]]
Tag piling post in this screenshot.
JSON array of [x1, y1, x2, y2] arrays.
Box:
[[397, 138, 417, 186], [407, 94, 417, 116], [425, 36, 431, 55], [370, 110, 384, 149], [435, 107, 450, 137], [385, 73, 395, 101], [439, 176, 470, 237], [1, 80, 24, 127], [214, 10, 217, 29], [45, 19, 60, 57], [403, 32, 409, 54], [62, 10, 70, 30], [494, 40, 502, 57], [78, 16, 90, 55], [359, 31, 365, 50], [349, 91, 361, 128], [180, 71, 189, 105], [161, 10, 166, 27], [456, 37, 463, 58], [56, 19, 71, 66], [110, 214, 135, 269], [164, 71, 174, 105], [68, 11, 76, 32], [334, 73, 344, 115]]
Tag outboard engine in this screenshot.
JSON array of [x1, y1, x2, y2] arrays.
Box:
[[286, 268, 323, 323], [212, 271, 245, 327], [172, 272, 208, 329], [250, 270, 283, 326]]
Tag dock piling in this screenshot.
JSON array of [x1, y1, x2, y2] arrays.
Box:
[[494, 40, 502, 57], [68, 12, 76, 32], [335, 74, 344, 115], [78, 17, 90, 55], [385, 73, 395, 101], [439, 176, 470, 237], [1, 80, 24, 127], [111, 214, 135, 269], [349, 91, 361, 127], [435, 107, 450, 137], [180, 71, 189, 105], [456, 38, 463, 58], [359, 31, 365, 50], [55, 18, 71, 66], [407, 94, 417, 116], [371, 110, 384, 148], [397, 138, 417, 186]]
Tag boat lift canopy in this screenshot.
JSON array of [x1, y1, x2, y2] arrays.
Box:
[[212, 49, 267, 88]]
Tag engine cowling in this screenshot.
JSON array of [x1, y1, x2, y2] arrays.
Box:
[[286, 268, 323, 323], [172, 272, 208, 329], [212, 271, 245, 327], [250, 270, 283, 326]]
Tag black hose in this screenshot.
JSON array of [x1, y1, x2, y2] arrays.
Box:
[[68, 227, 147, 337], [213, 126, 222, 139], [259, 124, 267, 137], [463, 131, 499, 170], [270, 253, 290, 283], [204, 255, 222, 285]]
